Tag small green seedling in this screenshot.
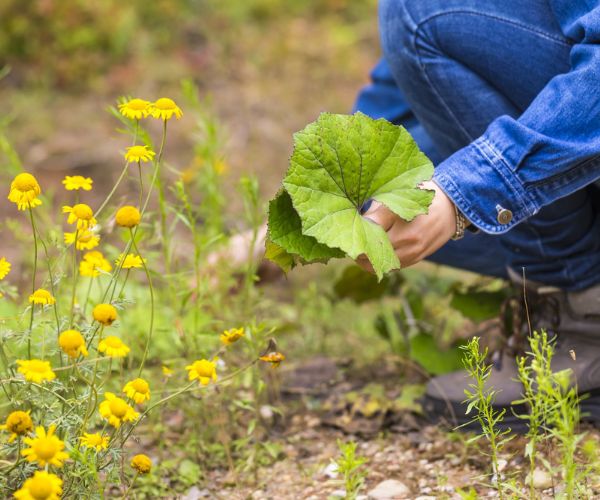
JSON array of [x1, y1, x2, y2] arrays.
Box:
[[330, 439, 368, 500], [460, 337, 512, 499]]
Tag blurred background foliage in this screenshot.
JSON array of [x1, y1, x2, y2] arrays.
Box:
[[0, 0, 377, 89]]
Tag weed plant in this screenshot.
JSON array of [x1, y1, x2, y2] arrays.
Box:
[[330, 439, 368, 500], [460, 337, 512, 499]]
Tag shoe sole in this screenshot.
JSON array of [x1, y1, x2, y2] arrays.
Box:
[[423, 391, 600, 434]]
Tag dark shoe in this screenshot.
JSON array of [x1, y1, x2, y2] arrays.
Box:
[[423, 270, 600, 431]]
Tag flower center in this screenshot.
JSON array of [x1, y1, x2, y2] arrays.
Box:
[[88, 434, 102, 445], [105, 337, 122, 348], [29, 360, 48, 373], [132, 379, 149, 393], [7, 413, 31, 434], [109, 398, 128, 418], [29, 479, 53, 500], [128, 99, 148, 110], [33, 438, 58, 460], [195, 362, 213, 377], [13, 173, 39, 192], [72, 204, 93, 220], [155, 98, 176, 110], [60, 330, 82, 349], [79, 232, 93, 242], [65, 339, 81, 350]]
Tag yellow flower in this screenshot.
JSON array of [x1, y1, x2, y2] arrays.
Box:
[[150, 97, 183, 121], [22, 425, 69, 468], [0, 410, 32, 442], [131, 453, 152, 474], [98, 336, 130, 358], [185, 358, 218, 385], [79, 432, 109, 451], [162, 365, 174, 377], [259, 352, 286, 368], [13, 471, 63, 500], [115, 253, 145, 269], [79, 251, 112, 278], [92, 303, 117, 326], [64, 229, 100, 250], [62, 175, 93, 191], [123, 378, 151, 404], [124, 145, 155, 163], [58, 330, 88, 359], [62, 203, 97, 230], [214, 159, 228, 175], [8, 173, 42, 210], [0, 257, 11, 280], [99, 392, 138, 428], [115, 206, 141, 228], [29, 289, 56, 306], [17, 359, 56, 383], [118, 98, 151, 120], [220, 327, 245, 346]]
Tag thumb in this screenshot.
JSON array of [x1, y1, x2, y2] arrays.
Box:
[[363, 202, 395, 231]]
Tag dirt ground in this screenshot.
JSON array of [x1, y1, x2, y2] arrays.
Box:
[[194, 355, 600, 499]]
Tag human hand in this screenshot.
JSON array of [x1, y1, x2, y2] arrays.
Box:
[[357, 180, 458, 272]]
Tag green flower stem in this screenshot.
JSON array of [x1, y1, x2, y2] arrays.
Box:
[[97, 357, 113, 391], [83, 276, 94, 316], [141, 120, 167, 215], [85, 323, 102, 350], [0, 437, 22, 473], [120, 471, 139, 499], [104, 240, 132, 304], [156, 118, 171, 274], [116, 269, 131, 299], [129, 229, 153, 376], [78, 326, 105, 435], [27, 205, 38, 359], [0, 379, 70, 403], [28, 205, 62, 364], [94, 163, 129, 220], [0, 339, 14, 399], [94, 120, 139, 219], [137, 161, 144, 209], [69, 229, 80, 327]]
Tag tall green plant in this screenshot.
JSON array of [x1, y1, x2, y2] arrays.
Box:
[[460, 337, 512, 499]]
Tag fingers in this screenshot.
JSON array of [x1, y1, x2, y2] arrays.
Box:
[[363, 202, 395, 231], [356, 254, 374, 274]]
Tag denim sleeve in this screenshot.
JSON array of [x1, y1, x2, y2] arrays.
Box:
[[433, 5, 600, 234]]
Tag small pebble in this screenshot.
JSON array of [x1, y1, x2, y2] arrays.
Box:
[[321, 462, 339, 479], [526, 468, 553, 490], [368, 479, 411, 499]]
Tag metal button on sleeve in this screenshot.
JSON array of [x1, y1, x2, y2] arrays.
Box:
[[496, 205, 513, 225]]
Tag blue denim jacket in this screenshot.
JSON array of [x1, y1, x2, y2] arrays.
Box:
[[358, 2, 600, 234]]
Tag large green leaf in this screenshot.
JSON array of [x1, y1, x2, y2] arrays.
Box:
[[267, 112, 434, 280], [266, 190, 344, 270]]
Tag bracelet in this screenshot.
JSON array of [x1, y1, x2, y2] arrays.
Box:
[[451, 204, 467, 240]]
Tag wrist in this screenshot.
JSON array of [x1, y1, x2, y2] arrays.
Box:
[[451, 204, 469, 240]]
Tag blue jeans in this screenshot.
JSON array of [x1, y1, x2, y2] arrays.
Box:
[[355, 0, 600, 290]]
